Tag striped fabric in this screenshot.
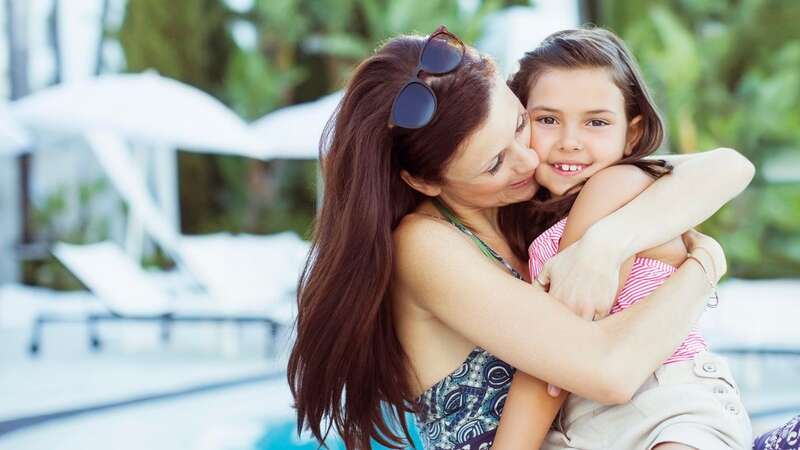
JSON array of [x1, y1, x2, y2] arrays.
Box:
[[529, 218, 707, 364]]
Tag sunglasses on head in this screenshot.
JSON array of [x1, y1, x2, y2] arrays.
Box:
[[388, 26, 466, 129]]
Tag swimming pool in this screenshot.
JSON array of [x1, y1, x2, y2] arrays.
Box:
[[255, 416, 423, 449]]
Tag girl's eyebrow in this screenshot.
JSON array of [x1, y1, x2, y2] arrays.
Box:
[[585, 109, 617, 115], [529, 105, 617, 115], [528, 105, 559, 112]]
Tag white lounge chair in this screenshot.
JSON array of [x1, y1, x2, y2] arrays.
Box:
[[29, 241, 294, 355], [81, 129, 309, 314], [29, 130, 309, 355]]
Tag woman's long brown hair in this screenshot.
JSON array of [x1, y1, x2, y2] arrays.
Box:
[[287, 34, 495, 449], [500, 27, 673, 261]]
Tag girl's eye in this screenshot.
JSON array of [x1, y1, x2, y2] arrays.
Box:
[[488, 153, 505, 175], [536, 116, 557, 125], [588, 119, 609, 127]]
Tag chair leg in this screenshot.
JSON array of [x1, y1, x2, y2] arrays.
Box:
[[29, 315, 45, 356], [160, 317, 172, 344], [266, 323, 280, 358], [88, 316, 102, 351]]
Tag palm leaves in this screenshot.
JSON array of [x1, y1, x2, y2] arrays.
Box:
[[600, 0, 800, 277]]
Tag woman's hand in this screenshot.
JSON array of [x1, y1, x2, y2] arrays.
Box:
[[536, 232, 624, 322], [682, 229, 726, 283], [536, 233, 627, 398]]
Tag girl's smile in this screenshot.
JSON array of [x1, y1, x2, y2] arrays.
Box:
[[525, 67, 642, 196], [550, 161, 591, 176]]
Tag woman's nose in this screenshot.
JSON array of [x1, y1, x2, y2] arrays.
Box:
[[513, 141, 539, 173]]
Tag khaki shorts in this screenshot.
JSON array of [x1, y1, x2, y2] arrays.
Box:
[[542, 351, 752, 450]]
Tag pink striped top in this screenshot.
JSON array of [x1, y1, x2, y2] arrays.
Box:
[[529, 218, 707, 365]]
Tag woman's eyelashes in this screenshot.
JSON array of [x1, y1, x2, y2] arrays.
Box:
[[488, 152, 505, 175], [516, 112, 529, 133], [487, 113, 526, 176]]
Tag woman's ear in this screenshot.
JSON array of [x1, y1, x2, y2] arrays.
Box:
[[624, 115, 643, 156], [400, 170, 442, 197]]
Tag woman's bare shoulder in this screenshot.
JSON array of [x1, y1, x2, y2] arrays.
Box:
[[392, 212, 487, 298], [394, 212, 463, 254]]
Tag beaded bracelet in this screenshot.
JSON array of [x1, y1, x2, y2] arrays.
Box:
[[686, 253, 720, 308]]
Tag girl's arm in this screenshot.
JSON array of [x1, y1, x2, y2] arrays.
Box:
[[537, 147, 753, 319], [394, 215, 722, 405], [492, 371, 567, 450], [491, 166, 657, 449]]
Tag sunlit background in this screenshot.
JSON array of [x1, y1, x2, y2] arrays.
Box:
[[0, 1, 798, 449]]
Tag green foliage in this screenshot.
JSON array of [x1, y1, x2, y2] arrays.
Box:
[[25, 178, 116, 289], [110, 1, 800, 278], [119, 0, 235, 95], [119, 0, 509, 242], [596, 0, 800, 277]]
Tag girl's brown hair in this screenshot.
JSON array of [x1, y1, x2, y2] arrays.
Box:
[[287, 33, 495, 449], [501, 27, 672, 261]]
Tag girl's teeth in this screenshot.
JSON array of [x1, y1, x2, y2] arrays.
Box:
[[555, 164, 583, 172]]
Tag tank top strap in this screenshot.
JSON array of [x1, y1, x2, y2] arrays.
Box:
[[432, 197, 522, 280]]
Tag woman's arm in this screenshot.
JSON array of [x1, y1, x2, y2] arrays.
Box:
[[492, 165, 695, 439], [492, 371, 566, 450], [394, 217, 721, 405], [590, 147, 753, 262], [537, 148, 753, 317]]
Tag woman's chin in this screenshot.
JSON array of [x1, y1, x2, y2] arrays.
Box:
[[507, 181, 539, 204]]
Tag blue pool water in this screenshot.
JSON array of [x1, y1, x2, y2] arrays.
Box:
[[257, 415, 423, 449]]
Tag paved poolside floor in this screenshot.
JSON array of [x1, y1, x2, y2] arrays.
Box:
[[1, 281, 799, 449]]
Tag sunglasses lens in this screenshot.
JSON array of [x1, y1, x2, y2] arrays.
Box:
[[420, 33, 464, 74], [391, 82, 436, 129]]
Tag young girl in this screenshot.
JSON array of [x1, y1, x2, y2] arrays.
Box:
[[492, 28, 752, 450]]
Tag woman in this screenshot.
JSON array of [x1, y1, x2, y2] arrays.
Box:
[[287, 27, 758, 450]]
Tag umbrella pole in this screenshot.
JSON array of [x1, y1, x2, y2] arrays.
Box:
[[153, 144, 180, 234], [124, 143, 147, 263]]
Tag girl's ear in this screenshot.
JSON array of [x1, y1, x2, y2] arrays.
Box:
[[624, 115, 643, 156], [400, 170, 442, 197]]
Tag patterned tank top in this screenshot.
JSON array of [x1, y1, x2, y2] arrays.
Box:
[[413, 199, 521, 450], [529, 218, 707, 364]]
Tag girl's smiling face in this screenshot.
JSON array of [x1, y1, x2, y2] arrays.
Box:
[[526, 67, 642, 197]]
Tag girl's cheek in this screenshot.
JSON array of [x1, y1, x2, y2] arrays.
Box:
[[533, 142, 549, 162], [530, 128, 551, 160]]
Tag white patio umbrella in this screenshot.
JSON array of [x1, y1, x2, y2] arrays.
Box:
[[250, 90, 343, 160], [0, 103, 30, 156], [10, 71, 264, 158], [10, 72, 266, 257]]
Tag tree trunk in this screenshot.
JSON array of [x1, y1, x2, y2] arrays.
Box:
[[6, 0, 30, 99], [95, 0, 110, 75], [48, 0, 62, 84], [6, 0, 32, 246]]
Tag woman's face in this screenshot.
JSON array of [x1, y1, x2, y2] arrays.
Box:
[[437, 77, 540, 210]]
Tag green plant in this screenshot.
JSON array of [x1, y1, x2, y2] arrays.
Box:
[[593, 0, 800, 278], [25, 178, 116, 289]]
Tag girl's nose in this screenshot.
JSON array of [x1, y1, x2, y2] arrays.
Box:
[[560, 127, 584, 152]]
